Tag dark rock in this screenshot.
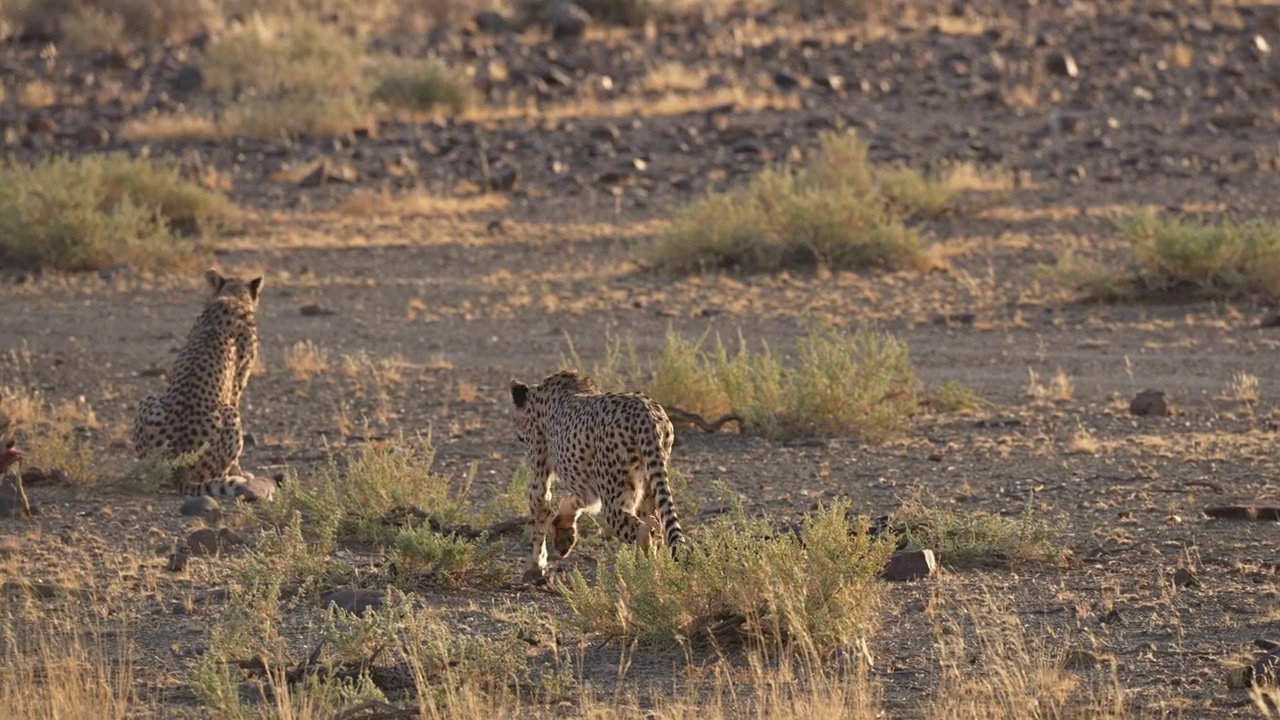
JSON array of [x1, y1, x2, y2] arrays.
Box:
[[172, 64, 204, 93], [1129, 389, 1171, 417], [184, 528, 243, 557], [75, 123, 110, 147], [232, 473, 278, 502], [321, 587, 386, 615], [300, 303, 336, 317], [166, 551, 189, 572], [1173, 567, 1200, 588], [180, 495, 220, 518], [474, 10, 509, 34], [551, 3, 590, 42], [1205, 505, 1280, 521], [1045, 50, 1079, 78], [880, 549, 937, 581], [772, 71, 802, 90], [487, 162, 521, 191]]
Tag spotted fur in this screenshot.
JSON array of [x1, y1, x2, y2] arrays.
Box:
[[509, 370, 687, 579], [131, 269, 263, 498]]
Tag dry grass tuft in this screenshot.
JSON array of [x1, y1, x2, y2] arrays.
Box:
[[0, 153, 231, 272], [284, 340, 332, 382], [370, 59, 473, 116], [562, 500, 894, 652], [895, 500, 1064, 569], [651, 131, 965, 275], [572, 322, 921, 442], [1059, 210, 1280, 300]]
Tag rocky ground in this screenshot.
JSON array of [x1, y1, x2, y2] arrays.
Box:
[[4, 1, 1280, 717]]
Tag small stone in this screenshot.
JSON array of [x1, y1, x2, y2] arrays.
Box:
[[1045, 51, 1078, 78], [772, 71, 802, 90], [473, 10, 509, 34], [26, 115, 56, 137], [550, 3, 590, 42], [172, 64, 204, 93], [184, 528, 242, 557], [180, 495, 220, 518], [1173, 567, 1200, 588], [166, 551, 189, 572], [320, 587, 385, 615], [75, 123, 109, 147], [1129, 389, 1171, 417], [300, 303, 336, 317], [880, 549, 937, 581], [487, 162, 520, 191]]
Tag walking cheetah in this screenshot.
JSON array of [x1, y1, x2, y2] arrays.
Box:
[[131, 269, 263, 498], [509, 369, 687, 580]]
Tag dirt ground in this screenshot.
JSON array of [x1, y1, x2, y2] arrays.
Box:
[[4, 1, 1280, 717]]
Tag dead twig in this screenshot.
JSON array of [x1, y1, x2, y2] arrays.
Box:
[[664, 406, 743, 434]]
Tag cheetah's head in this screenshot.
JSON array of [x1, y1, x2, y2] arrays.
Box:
[[206, 269, 264, 308], [510, 379, 535, 445]]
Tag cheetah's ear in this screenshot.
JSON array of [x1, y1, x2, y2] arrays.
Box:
[[247, 276, 264, 301], [205, 269, 226, 294], [510, 380, 530, 408]]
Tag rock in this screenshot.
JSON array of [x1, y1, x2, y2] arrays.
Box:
[[75, 123, 109, 147], [181, 495, 220, 518], [1045, 50, 1079, 78], [1173, 567, 1200, 588], [487, 162, 521, 191], [166, 551, 189, 572], [184, 528, 243, 557], [772, 71, 802, 90], [299, 159, 358, 187], [300, 303, 336, 317], [1129, 389, 1171, 417], [20, 467, 67, 486], [1253, 642, 1280, 687], [880, 549, 937, 581], [172, 64, 204, 93], [473, 10, 509, 34], [551, 3, 590, 42], [320, 587, 385, 615], [26, 115, 56, 137]]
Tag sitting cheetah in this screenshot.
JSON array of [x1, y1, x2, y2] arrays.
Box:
[[131, 269, 263, 498], [509, 369, 688, 580]]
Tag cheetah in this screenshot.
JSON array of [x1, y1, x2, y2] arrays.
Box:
[[131, 269, 263, 498], [509, 369, 687, 580]]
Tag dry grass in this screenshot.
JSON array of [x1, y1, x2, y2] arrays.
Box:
[[0, 613, 135, 719], [284, 340, 332, 381], [0, 153, 231, 272], [118, 112, 221, 142], [1, 349, 101, 485], [370, 59, 474, 116], [650, 131, 957, 275], [1058, 210, 1280, 300], [894, 500, 1064, 569], [571, 322, 921, 442], [563, 500, 894, 652], [1025, 368, 1073, 404], [4, 0, 211, 53]]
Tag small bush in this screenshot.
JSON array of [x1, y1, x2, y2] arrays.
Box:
[[581, 323, 921, 441], [1062, 210, 1280, 300], [651, 131, 950, 275], [258, 438, 469, 547], [7, 0, 212, 52], [561, 500, 894, 652], [370, 60, 473, 116], [201, 17, 372, 139], [895, 501, 1064, 568], [0, 154, 229, 271]]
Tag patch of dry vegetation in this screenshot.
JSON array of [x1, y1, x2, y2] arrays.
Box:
[[5, 0, 211, 53], [563, 500, 894, 652], [370, 59, 473, 116], [1, 349, 101, 485], [1058, 210, 1280, 300], [0, 153, 231, 272], [651, 131, 981, 275], [570, 322, 926, 441], [894, 500, 1064, 569]]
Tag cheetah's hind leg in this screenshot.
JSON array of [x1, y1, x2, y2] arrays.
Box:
[[552, 495, 586, 558]]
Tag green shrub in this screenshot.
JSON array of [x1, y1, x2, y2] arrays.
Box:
[[561, 500, 894, 652], [0, 153, 229, 271], [651, 131, 950, 275]]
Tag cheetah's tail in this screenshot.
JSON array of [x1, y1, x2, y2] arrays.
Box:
[[645, 457, 686, 553]]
